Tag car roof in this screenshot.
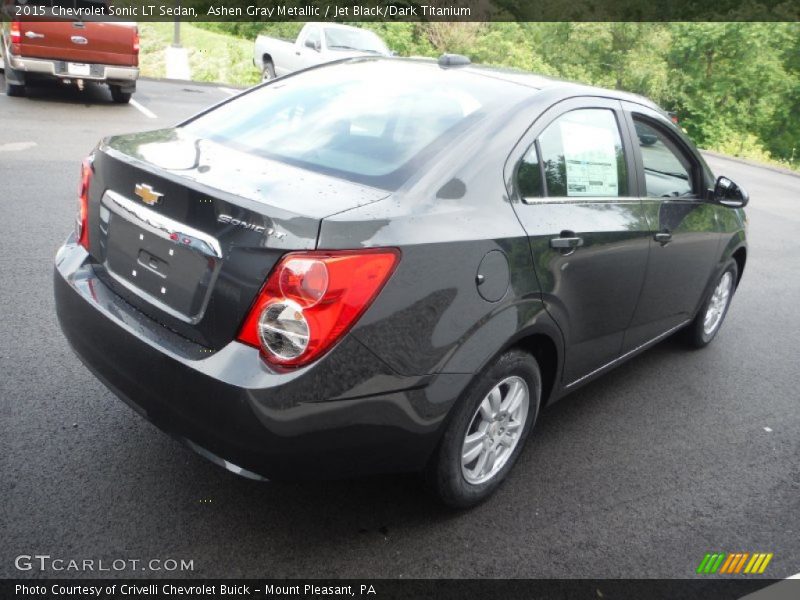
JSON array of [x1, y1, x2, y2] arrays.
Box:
[[362, 57, 662, 114], [468, 65, 661, 109]]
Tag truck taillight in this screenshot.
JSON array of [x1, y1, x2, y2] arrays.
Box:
[[237, 249, 400, 367], [76, 157, 93, 250], [132, 28, 140, 53], [10, 21, 21, 44]]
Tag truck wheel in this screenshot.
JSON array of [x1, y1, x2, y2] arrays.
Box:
[[4, 67, 26, 97], [426, 349, 541, 508], [261, 60, 276, 82], [109, 85, 132, 104]]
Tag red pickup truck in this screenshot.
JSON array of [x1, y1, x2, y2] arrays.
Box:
[[1, 1, 139, 103]]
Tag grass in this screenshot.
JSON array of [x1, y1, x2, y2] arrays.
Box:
[[138, 22, 260, 87], [706, 139, 799, 174]]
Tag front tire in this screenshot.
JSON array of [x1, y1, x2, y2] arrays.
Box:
[[261, 60, 276, 82], [426, 349, 541, 508], [686, 262, 738, 348]]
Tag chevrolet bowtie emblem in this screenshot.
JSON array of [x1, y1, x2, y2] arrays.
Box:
[[134, 183, 163, 206]]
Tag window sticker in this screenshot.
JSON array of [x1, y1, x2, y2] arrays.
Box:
[[559, 119, 619, 197]]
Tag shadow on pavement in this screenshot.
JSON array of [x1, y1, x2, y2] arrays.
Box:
[[1, 73, 121, 106]]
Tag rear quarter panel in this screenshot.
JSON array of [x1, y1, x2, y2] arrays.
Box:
[[317, 104, 561, 380]]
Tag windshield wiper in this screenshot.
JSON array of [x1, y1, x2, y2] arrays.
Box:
[[645, 167, 689, 180], [328, 45, 380, 53]]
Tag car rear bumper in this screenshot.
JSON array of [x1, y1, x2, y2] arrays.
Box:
[[7, 53, 138, 83], [54, 237, 467, 480]]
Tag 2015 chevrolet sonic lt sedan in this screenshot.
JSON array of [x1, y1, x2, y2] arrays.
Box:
[[54, 56, 749, 507]]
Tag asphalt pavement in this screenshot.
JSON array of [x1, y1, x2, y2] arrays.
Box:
[[1, 75, 798, 579]]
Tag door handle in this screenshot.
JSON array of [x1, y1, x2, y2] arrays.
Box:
[[25, 31, 45, 39], [550, 232, 584, 250], [295, 51, 301, 55], [654, 230, 672, 245]]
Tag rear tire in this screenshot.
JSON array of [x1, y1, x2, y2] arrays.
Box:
[[426, 349, 541, 508], [4, 67, 25, 97], [686, 261, 738, 348], [109, 85, 132, 104]]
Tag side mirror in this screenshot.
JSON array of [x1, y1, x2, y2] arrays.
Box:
[[712, 176, 749, 208], [305, 39, 320, 52]]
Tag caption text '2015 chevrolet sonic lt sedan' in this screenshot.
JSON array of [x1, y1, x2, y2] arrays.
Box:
[[54, 56, 749, 507]]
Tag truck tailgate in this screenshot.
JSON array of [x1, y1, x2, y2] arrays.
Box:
[[15, 20, 138, 66]]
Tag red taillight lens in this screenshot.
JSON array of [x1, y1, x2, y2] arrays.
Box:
[[279, 258, 329, 305], [132, 28, 140, 54], [76, 157, 93, 250], [238, 249, 400, 367], [10, 21, 21, 44]]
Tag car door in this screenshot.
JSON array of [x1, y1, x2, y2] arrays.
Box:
[[292, 26, 321, 72], [508, 98, 651, 385], [620, 103, 722, 351]]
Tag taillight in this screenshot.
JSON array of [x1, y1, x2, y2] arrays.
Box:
[[238, 249, 400, 367], [76, 157, 93, 250], [132, 27, 140, 54], [10, 21, 21, 45]]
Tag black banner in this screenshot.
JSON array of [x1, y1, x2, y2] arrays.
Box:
[[4, 579, 800, 600], [3, 0, 799, 22]]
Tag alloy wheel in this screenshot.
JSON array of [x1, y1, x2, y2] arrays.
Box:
[[461, 376, 529, 485], [703, 271, 733, 336]]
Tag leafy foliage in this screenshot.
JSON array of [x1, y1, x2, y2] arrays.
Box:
[[193, 21, 799, 167]]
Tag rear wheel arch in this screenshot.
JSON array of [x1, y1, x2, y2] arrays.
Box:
[[513, 333, 559, 408], [461, 328, 561, 409], [437, 321, 562, 429]]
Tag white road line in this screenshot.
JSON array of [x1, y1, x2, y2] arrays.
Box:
[[130, 98, 157, 119], [0, 141, 37, 152], [218, 87, 239, 97], [788, 572, 800, 579]]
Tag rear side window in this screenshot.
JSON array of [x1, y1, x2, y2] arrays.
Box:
[[520, 108, 628, 199], [518, 145, 543, 198], [633, 118, 695, 198], [183, 62, 519, 189]]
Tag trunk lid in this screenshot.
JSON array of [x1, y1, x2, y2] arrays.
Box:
[[89, 128, 388, 349]]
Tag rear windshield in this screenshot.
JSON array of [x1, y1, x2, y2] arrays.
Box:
[[182, 61, 521, 189]]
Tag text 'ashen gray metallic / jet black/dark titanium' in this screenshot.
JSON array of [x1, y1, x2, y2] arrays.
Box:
[[54, 56, 749, 507]]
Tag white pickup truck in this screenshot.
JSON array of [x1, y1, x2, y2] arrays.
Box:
[[253, 23, 392, 81]]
